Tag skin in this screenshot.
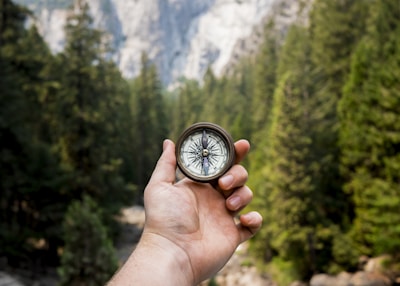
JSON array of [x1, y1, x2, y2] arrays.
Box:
[[108, 139, 263, 286]]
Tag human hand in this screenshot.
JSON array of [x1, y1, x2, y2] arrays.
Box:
[[144, 139, 262, 284], [108, 139, 262, 286]]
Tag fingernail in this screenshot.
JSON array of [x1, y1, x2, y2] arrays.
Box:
[[228, 196, 241, 210], [163, 139, 169, 151], [220, 174, 233, 188], [241, 213, 252, 222]]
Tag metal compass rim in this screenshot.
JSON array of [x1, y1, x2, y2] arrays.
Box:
[[175, 122, 235, 183]]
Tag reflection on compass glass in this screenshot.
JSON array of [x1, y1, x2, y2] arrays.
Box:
[[176, 123, 235, 182]]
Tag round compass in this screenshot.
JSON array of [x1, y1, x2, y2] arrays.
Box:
[[176, 122, 235, 182]]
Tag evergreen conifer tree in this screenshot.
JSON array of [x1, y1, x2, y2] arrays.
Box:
[[55, 0, 132, 215], [58, 196, 118, 286], [223, 69, 253, 142], [169, 79, 203, 139], [253, 24, 347, 280], [260, 26, 316, 280], [250, 20, 278, 148], [199, 67, 223, 124], [339, 0, 400, 256], [308, 0, 368, 228], [130, 53, 168, 193], [248, 21, 280, 210], [0, 0, 65, 264]]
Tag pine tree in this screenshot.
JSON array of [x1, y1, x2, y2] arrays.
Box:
[[196, 67, 251, 138], [55, 0, 106, 181], [252, 24, 348, 280], [54, 0, 132, 214], [308, 0, 368, 228], [0, 0, 66, 265], [247, 21, 280, 218], [339, 0, 400, 256], [223, 67, 253, 142], [58, 196, 118, 286], [169, 78, 203, 140], [250, 20, 279, 148], [97, 60, 137, 199], [130, 53, 168, 193], [310, 0, 368, 93], [199, 67, 224, 124], [260, 26, 317, 280]]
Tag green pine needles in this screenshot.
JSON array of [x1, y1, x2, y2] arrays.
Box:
[[58, 196, 118, 286]]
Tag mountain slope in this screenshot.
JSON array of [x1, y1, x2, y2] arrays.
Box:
[[14, 0, 307, 85]]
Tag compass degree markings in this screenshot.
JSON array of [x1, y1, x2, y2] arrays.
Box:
[[177, 124, 232, 180]]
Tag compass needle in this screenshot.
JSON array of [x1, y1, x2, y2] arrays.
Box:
[[202, 130, 208, 149], [203, 157, 209, 176]]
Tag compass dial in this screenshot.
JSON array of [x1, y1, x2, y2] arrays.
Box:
[[176, 122, 235, 182]]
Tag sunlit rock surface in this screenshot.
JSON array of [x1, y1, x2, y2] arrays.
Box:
[[15, 0, 304, 86]]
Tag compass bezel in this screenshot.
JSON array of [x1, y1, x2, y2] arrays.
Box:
[[175, 122, 235, 183]]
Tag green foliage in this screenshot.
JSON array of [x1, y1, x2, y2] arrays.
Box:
[[1, 0, 134, 269], [266, 257, 299, 286], [331, 230, 360, 272], [248, 21, 279, 178], [222, 65, 254, 142], [58, 195, 118, 286], [249, 0, 370, 276], [208, 277, 219, 286], [307, 0, 368, 229], [310, 0, 368, 90], [169, 78, 203, 139], [339, 0, 400, 256], [251, 21, 278, 138], [0, 0, 66, 264], [129, 53, 168, 192], [54, 0, 134, 216], [169, 64, 254, 146], [259, 26, 318, 280]]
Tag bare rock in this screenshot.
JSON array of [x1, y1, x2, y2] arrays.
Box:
[[365, 255, 391, 273], [310, 272, 352, 286], [118, 206, 146, 229], [0, 272, 24, 286], [359, 255, 370, 270], [200, 242, 276, 286], [289, 281, 308, 286], [349, 271, 391, 286], [115, 206, 145, 264]]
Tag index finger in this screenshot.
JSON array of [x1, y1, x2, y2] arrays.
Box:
[[234, 139, 250, 164]]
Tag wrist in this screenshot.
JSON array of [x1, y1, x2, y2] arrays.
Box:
[[140, 231, 195, 285], [109, 230, 194, 286]]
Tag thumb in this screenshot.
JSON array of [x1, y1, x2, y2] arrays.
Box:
[[147, 139, 177, 185]]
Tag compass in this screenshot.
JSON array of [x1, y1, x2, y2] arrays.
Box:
[[175, 122, 235, 182]]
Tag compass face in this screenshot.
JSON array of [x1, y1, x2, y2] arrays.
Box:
[[176, 123, 235, 182]]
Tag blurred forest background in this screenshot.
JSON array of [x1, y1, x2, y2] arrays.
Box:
[[1, 0, 399, 285]]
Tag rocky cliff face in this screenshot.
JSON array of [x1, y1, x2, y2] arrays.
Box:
[[15, 0, 303, 86]]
